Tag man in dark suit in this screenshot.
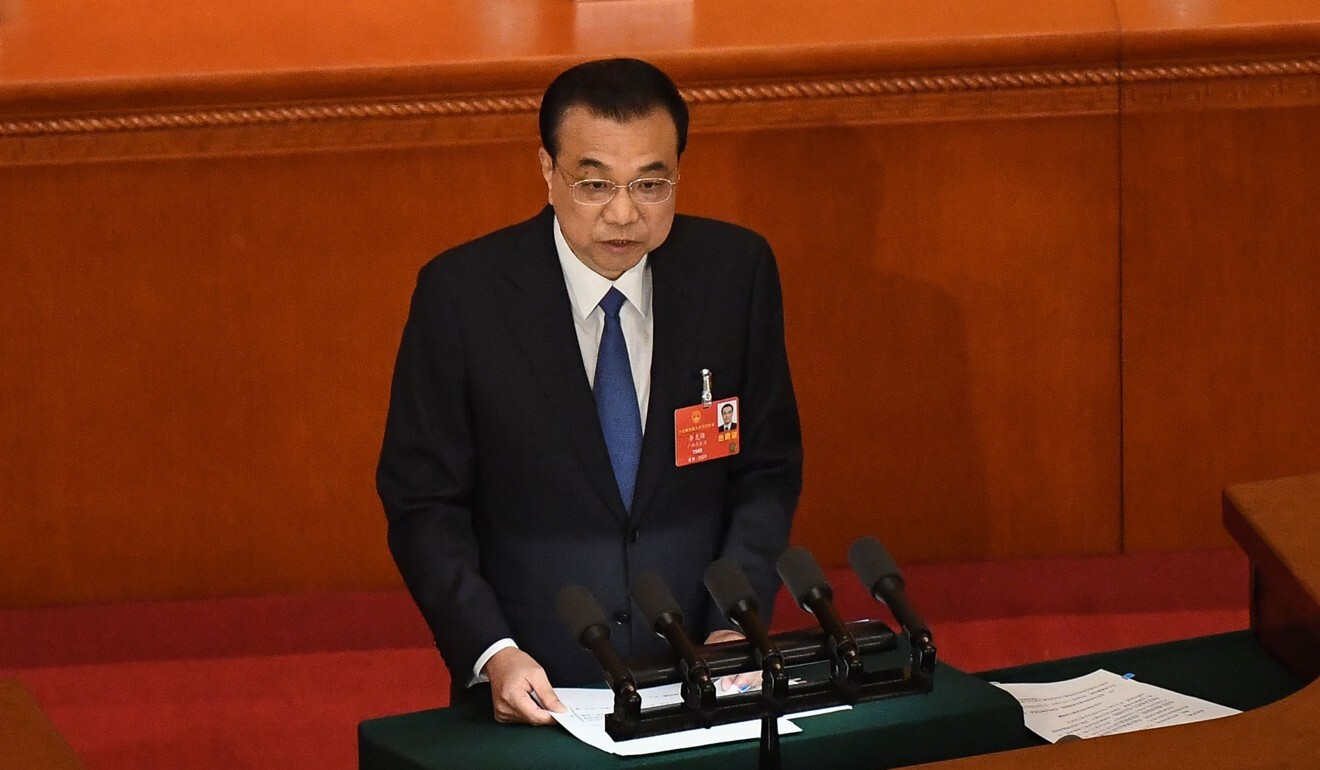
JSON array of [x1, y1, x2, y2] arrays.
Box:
[[377, 58, 802, 726]]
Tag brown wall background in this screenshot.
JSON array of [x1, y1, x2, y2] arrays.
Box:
[[3, 1, 1318, 607], [688, 120, 1121, 566], [1120, 102, 1320, 552]]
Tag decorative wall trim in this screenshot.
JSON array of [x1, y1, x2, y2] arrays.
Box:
[[0, 94, 543, 138], [2, 57, 1319, 164], [1122, 58, 1320, 83], [683, 67, 1120, 103], [3, 69, 1124, 141], [1121, 59, 1320, 113]]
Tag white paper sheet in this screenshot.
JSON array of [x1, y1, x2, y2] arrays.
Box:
[[991, 669, 1241, 743], [551, 682, 849, 756]]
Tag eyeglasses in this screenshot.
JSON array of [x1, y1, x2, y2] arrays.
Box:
[[559, 170, 678, 206]]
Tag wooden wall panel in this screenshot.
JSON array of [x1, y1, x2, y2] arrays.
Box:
[[5, 0, 1319, 606], [1121, 102, 1320, 551], [1117, 0, 1320, 551], [0, 108, 1122, 606], [0, 142, 547, 605], [683, 120, 1121, 565]]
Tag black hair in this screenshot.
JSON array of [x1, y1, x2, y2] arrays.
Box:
[[539, 58, 689, 160]]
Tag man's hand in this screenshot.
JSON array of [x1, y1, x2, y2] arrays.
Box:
[[482, 647, 567, 725], [704, 629, 764, 692]]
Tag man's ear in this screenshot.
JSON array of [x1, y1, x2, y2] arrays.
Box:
[[537, 148, 555, 204]]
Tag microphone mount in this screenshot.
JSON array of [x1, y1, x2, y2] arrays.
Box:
[[570, 543, 938, 748]]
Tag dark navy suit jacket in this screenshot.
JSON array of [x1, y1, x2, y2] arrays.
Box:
[[377, 206, 802, 687]]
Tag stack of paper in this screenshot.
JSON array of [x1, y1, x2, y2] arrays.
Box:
[[991, 669, 1240, 743], [551, 682, 849, 757]]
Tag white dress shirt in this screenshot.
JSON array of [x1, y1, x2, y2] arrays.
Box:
[[553, 216, 653, 423], [469, 215, 655, 685]]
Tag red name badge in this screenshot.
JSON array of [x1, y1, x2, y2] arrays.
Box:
[[674, 397, 741, 466]]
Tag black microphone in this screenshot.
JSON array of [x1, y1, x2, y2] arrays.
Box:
[[703, 559, 787, 704], [776, 546, 863, 688], [847, 536, 932, 647], [630, 572, 716, 716], [555, 584, 637, 693]]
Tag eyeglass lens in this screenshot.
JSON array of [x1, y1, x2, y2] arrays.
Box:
[[572, 178, 674, 205]]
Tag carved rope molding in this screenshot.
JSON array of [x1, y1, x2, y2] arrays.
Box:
[[0, 93, 544, 137], [1123, 58, 1320, 82], [0, 67, 1121, 137], [680, 67, 1119, 104], [1, 57, 1318, 139]]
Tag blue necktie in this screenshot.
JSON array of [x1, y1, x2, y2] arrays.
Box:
[[594, 288, 643, 511]]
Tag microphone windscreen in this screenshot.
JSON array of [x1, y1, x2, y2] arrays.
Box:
[[703, 559, 758, 616], [776, 546, 831, 604], [630, 571, 682, 629], [555, 584, 609, 640], [848, 536, 902, 592]]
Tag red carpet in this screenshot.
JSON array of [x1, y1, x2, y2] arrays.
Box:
[[8, 650, 447, 770], [1, 550, 1249, 769]]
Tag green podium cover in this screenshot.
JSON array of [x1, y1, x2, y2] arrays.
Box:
[[361, 632, 1303, 769], [359, 661, 1026, 770], [979, 631, 1302, 716]]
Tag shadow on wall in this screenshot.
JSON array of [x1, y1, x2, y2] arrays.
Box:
[[730, 125, 990, 566]]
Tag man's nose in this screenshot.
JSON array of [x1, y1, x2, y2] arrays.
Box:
[[601, 187, 641, 225]]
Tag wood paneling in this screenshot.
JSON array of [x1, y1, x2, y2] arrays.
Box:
[[1119, 1, 1320, 551], [0, 113, 1122, 605], [1120, 103, 1320, 551], [1, 0, 1120, 164], [2, 0, 1318, 605], [0, 145, 546, 604], [1224, 474, 1320, 681], [684, 121, 1120, 565], [0, 0, 1119, 85]]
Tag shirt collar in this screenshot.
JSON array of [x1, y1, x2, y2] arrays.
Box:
[[553, 215, 651, 322]]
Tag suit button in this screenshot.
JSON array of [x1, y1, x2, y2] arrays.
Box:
[[613, 611, 631, 625], [627, 526, 640, 544]]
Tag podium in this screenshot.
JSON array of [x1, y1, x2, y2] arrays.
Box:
[[359, 662, 1026, 769], [359, 473, 1320, 769]]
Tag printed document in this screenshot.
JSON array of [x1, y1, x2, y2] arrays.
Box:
[[551, 682, 848, 756], [991, 669, 1240, 743]]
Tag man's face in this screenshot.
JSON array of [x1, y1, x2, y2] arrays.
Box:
[[721, 405, 734, 424], [539, 106, 679, 280]]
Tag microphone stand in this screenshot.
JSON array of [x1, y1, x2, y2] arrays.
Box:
[[572, 542, 938, 769], [742, 608, 788, 770], [759, 710, 780, 770], [600, 619, 929, 742]]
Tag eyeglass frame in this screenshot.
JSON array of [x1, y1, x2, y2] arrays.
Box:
[[556, 167, 680, 206]]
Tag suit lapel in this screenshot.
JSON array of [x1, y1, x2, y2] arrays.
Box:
[[631, 235, 708, 523], [502, 210, 630, 522]]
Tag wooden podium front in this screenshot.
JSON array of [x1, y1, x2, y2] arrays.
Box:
[[917, 474, 1320, 769]]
